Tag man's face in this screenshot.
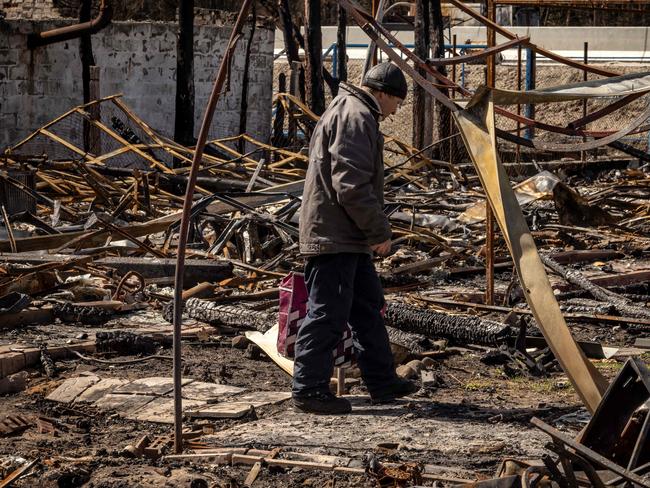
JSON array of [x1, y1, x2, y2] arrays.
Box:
[[376, 92, 404, 120]]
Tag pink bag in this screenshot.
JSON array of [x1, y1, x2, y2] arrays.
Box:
[[277, 272, 356, 369]]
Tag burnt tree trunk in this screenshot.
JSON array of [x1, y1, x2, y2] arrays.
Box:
[[304, 0, 325, 115], [174, 0, 195, 148], [79, 0, 95, 152], [412, 0, 433, 156]]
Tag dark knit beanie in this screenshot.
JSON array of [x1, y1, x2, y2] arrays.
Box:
[[362, 62, 408, 100]]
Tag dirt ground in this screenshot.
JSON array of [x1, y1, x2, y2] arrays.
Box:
[[0, 298, 646, 487]]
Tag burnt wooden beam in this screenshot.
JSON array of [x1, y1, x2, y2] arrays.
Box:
[[412, 0, 432, 154], [304, 0, 325, 115], [238, 5, 256, 154], [174, 0, 195, 148], [384, 302, 513, 346], [278, 0, 300, 64], [0, 255, 233, 288], [182, 298, 273, 332]]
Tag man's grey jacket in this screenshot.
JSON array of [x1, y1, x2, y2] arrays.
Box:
[[299, 82, 391, 256]]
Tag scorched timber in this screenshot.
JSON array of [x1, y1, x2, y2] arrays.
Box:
[[384, 303, 513, 346], [540, 254, 650, 319], [183, 298, 273, 332]]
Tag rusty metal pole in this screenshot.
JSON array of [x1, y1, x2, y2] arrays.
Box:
[[485, 0, 496, 305], [172, 0, 253, 454]]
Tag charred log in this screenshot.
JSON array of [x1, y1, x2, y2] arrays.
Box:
[[541, 254, 650, 319], [384, 303, 513, 346], [184, 298, 273, 332], [95, 331, 157, 356], [52, 302, 114, 325], [386, 326, 431, 354]]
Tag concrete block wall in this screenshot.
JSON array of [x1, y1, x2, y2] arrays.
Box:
[[0, 19, 275, 150]]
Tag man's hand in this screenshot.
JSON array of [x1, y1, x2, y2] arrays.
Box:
[[370, 239, 392, 256]]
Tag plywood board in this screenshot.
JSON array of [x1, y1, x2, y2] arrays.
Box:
[[185, 402, 254, 419], [113, 377, 195, 396], [245, 325, 294, 376], [126, 397, 206, 424], [75, 378, 130, 403], [46, 375, 100, 403], [185, 391, 291, 419], [181, 381, 245, 401], [94, 393, 155, 415]]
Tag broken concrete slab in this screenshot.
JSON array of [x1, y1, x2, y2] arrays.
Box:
[[46, 375, 100, 403]]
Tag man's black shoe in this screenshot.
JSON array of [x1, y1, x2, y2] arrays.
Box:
[[369, 378, 419, 404], [292, 391, 352, 414]]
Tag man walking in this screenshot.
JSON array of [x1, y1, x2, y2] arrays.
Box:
[[293, 62, 418, 414]]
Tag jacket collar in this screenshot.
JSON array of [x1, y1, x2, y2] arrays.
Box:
[[339, 82, 382, 120]]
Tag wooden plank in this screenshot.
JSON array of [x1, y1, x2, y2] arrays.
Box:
[[46, 375, 101, 403], [454, 91, 608, 413], [75, 378, 130, 403], [126, 397, 206, 424], [94, 393, 156, 415], [185, 402, 254, 419], [113, 377, 195, 396], [181, 382, 245, 401]]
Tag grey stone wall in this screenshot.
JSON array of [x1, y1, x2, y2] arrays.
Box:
[[0, 19, 275, 149]]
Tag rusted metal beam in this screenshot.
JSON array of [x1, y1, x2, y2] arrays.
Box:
[[446, 0, 619, 78]]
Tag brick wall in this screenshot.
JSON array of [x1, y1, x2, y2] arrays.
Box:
[[0, 19, 275, 149]]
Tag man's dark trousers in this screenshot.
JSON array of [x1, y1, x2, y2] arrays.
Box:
[[292, 252, 396, 396]]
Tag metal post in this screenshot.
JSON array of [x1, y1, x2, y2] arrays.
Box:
[[516, 44, 521, 165], [524, 47, 536, 140], [172, 0, 253, 454]]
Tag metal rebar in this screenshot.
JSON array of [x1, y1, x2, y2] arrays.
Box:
[[172, 0, 253, 455]]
